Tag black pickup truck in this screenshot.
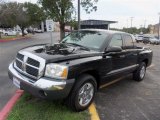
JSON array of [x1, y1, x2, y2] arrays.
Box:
[[8, 29, 152, 111]]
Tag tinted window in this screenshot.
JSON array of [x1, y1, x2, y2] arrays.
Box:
[[109, 34, 122, 47], [62, 31, 108, 50], [124, 35, 134, 48]]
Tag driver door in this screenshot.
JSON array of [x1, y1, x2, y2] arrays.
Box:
[[108, 34, 127, 71]]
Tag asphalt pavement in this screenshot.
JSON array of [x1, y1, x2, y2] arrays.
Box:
[[0, 32, 59, 110], [95, 43, 160, 120]]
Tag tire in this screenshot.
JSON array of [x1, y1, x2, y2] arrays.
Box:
[[5, 33, 8, 36], [133, 62, 146, 82], [66, 74, 97, 112]]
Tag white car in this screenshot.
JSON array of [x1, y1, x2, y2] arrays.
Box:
[[18, 30, 28, 35], [34, 29, 43, 33], [150, 37, 160, 45], [135, 34, 143, 42], [4, 30, 17, 36], [0, 29, 5, 33]]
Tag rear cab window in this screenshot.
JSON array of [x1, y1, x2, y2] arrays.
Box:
[[109, 34, 123, 48], [123, 34, 134, 49]]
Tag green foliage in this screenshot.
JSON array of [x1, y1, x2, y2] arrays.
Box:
[[39, 0, 74, 23], [110, 27, 149, 34], [81, 0, 98, 13], [39, 0, 74, 40], [122, 27, 149, 34], [0, 2, 46, 35]]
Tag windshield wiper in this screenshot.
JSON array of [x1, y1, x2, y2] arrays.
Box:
[[64, 43, 90, 51]]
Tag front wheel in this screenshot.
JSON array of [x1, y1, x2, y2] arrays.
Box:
[[133, 62, 146, 81], [66, 74, 97, 112]]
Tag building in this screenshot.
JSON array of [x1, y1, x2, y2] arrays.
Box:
[[80, 20, 117, 30], [148, 24, 160, 36]]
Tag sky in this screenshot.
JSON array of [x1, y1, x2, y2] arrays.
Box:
[[9, 0, 160, 29]]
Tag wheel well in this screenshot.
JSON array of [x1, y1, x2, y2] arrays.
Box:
[[142, 59, 148, 66], [78, 70, 100, 90]]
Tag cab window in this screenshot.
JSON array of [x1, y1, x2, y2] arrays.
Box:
[[124, 35, 134, 49], [109, 34, 123, 48]]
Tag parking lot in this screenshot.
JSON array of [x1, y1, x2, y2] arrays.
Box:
[[95, 43, 160, 120], [0, 35, 160, 120]]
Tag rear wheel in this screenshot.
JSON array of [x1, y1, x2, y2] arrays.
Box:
[[5, 33, 8, 36], [66, 74, 97, 112], [133, 62, 146, 81]]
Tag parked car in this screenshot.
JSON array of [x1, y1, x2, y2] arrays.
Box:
[[143, 36, 160, 45], [34, 28, 43, 33], [8, 29, 152, 111], [0, 29, 5, 34], [135, 34, 143, 43], [18, 30, 28, 36], [4, 30, 17, 36]]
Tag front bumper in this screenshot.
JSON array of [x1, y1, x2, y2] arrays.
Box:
[[8, 62, 75, 100]]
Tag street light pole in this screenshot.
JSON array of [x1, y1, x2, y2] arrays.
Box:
[[131, 17, 134, 28], [78, 0, 81, 30], [158, 13, 160, 39], [130, 17, 134, 28]]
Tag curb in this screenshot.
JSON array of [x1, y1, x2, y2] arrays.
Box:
[[0, 90, 24, 120], [0, 36, 31, 42]]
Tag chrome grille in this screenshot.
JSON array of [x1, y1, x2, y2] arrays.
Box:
[[17, 53, 24, 60], [27, 58, 40, 67], [14, 52, 45, 80]]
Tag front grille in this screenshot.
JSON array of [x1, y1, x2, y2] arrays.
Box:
[[15, 59, 22, 69], [17, 53, 24, 61], [26, 65, 39, 77], [27, 58, 40, 67], [14, 52, 45, 80]]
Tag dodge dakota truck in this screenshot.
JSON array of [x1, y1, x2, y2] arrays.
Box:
[[8, 29, 152, 111]]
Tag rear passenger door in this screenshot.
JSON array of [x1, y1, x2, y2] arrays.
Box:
[[123, 34, 138, 67]]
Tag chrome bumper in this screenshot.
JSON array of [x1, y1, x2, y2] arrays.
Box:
[[8, 62, 66, 90]]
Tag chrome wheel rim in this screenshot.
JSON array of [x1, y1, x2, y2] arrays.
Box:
[[78, 83, 94, 107], [140, 66, 145, 79]]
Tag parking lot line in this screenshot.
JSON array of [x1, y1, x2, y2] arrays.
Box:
[[89, 103, 100, 120]]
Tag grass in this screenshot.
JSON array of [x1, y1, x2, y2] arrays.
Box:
[[0, 35, 17, 40], [7, 92, 90, 120]]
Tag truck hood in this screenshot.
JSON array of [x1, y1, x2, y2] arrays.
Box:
[[20, 44, 103, 63]]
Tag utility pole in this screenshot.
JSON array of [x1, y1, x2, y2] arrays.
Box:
[[144, 19, 146, 28], [126, 19, 128, 29], [131, 17, 133, 28], [158, 13, 160, 39], [78, 0, 81, 30], [140, 25, 143, 34]]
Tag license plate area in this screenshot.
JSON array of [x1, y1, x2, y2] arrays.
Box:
[[13, 77, 20, 88]]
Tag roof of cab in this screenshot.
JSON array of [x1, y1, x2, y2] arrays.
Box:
[[79, 29, 127, 34]]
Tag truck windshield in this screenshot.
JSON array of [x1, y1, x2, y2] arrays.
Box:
[[61, 31, 108, 50]]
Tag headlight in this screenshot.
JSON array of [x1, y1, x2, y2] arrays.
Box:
[[45, 63, 68, 79]]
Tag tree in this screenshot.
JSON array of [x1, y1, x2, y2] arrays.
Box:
[[39, 0, 98, 40], [0, 2, 46, 36], [39, 0, 74, 40], [81, 0, 98, 13]]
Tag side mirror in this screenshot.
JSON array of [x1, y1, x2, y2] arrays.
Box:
[[106, 46, 122, 53]]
